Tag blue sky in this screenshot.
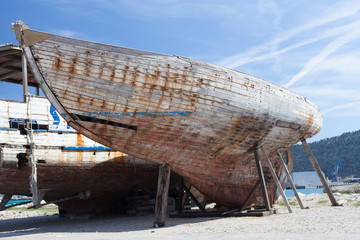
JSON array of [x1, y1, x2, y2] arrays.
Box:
[[1, 0, 360, 142]]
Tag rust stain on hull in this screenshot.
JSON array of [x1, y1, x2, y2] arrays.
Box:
[[14, 22, 323, 209]]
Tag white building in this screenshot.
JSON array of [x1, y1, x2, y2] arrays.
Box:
[[292, 171, 322, 187]]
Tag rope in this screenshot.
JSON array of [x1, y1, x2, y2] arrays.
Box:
[[29, 191, 91, 209], [25, 94, 41, 208]]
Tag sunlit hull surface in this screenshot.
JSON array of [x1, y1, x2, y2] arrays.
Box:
[[14, 22, 321, 208]]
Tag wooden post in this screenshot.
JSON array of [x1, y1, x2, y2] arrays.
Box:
[[260, 147, 292, 213], [253, 149, 271, 211], [181, 181, 206, 213], [277, 150, 308, 209], [154, 164, 171, 227], [301, 138, 339, 206], [0, 194, 12, 211], [240, 179, 260, 211], [177, 177, 184, 214], [222, 179, 260, 216]]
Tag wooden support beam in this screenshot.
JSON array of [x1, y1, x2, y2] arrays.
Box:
[[154, 164, 171, 227], [240, 179, 261, 211], [3, 65, 26, 73], [176, 177, 184, 214], [0, 49, 19, 57], [0, 59, 17, 67], [0, 71, 19, 81], [277, 150, 308, 209], [301, 138, 339, 206], [2, 55, 21, 61], [253, 149, 271, 211], [260, 147, 292, 213], [222, 179, 260, 216], [181, 181, 206, 213], [0, 78, 37, 87], [0, 194, 13, 211]]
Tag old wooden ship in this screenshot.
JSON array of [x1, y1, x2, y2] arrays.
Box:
[[12, 21, 322, 209], [0, 44, 162, 214]]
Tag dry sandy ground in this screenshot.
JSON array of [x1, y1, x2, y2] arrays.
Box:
[[0, 193, 359, 240]]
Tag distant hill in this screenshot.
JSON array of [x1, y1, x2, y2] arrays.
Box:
[[290, 130, 360, 178]]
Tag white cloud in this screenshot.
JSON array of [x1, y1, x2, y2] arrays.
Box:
[[284, 28, 360, 88], [292, 85, 360, 102], [257, 0, 282, 26], [48, 29, 79, 38], [313, 51, 360, 76], [217, 0, 360, 68], [219, 19, 360, 69], [322, 101, 360, 117], [102, 0, 249, 20], [290, 82, 360, 119]]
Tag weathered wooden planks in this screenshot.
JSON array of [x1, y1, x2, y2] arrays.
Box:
[[13, 22, 322, 208]]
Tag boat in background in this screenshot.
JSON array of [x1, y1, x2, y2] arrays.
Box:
[[12, 21, 321, 209], [0, 44, 164, 214]]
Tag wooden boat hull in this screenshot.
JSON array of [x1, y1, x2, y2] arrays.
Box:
[[13, 22, 322, 208]]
